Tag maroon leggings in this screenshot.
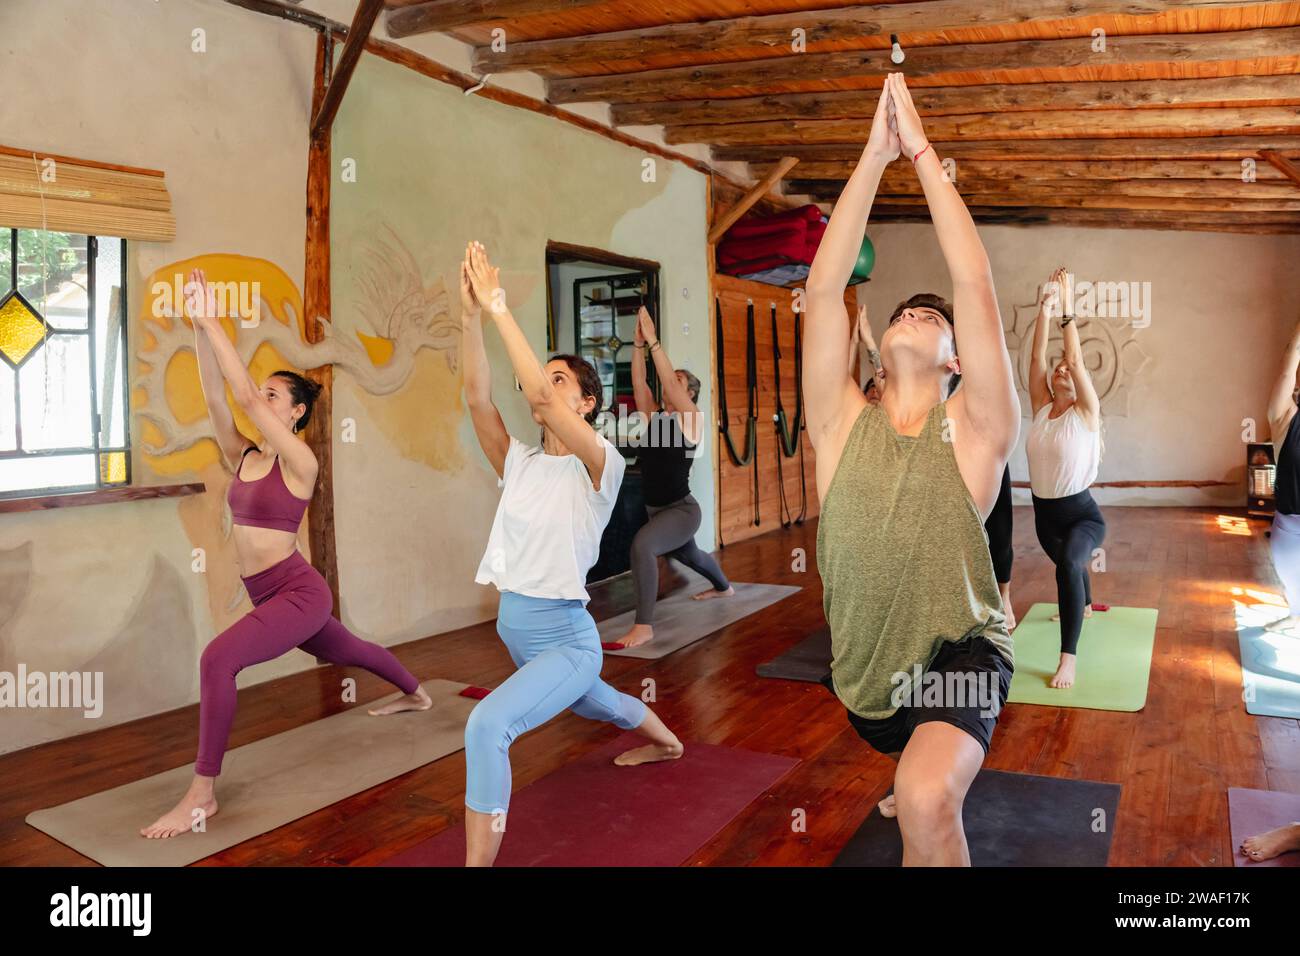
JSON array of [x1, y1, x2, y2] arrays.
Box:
[[195, 550, 420, 777]]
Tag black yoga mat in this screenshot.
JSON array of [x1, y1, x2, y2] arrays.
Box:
[[833, 769, 1121, 867], [756, 626, 832, 683]]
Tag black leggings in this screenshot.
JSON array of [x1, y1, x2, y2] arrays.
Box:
[[1031, 488, 1106, 655], [631, 494, 730, 625], [984, 465, 1013, 585]]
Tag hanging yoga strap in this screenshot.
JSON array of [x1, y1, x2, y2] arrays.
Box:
[[715, 295, 757, 467], [771, 302, 808, 527], [714, 296, 761, 539]]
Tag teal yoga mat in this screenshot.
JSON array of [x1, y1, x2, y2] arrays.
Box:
[[1235, 618, 1300, 719]]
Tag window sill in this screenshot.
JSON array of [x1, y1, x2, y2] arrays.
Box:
[[0, 482, 206, 514]]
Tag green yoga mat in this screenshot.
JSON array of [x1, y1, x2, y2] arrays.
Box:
[[1007, 603, 1157, 712]]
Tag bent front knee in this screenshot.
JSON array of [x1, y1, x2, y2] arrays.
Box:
[[894, 778, 964, 833], [464, 704, 512, 755]]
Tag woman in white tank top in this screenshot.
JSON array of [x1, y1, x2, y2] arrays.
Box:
[[1026, 267, 1107, 691]]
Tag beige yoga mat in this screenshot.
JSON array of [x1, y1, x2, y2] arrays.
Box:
[[599, 580, 800, 659], [26, 679, 475, 867]]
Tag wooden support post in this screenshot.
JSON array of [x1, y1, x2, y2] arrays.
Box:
[[708, 156, 799, 244], [304, 32, 341, 617], [1260, 150, 1300, 190], [311, 0, 382, 142]]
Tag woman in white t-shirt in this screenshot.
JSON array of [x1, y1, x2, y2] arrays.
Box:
[[1025, 267, 1107, 691], [459, 241, 683, 866]]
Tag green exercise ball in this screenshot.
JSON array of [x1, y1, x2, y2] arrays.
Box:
[[850, 235, 875, 283]]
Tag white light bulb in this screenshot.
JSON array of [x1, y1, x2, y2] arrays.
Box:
[[890, 35, 905, 64]]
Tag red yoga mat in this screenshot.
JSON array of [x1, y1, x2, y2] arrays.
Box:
[[378, 734, 798, 867], [1228, 787, 1300, 867]]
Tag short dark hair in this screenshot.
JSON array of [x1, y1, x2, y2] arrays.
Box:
[[888, 292, 953, 328], [548, 353, 604, 424], [888, 293, 959, 397], [270, 370, 322, 433]]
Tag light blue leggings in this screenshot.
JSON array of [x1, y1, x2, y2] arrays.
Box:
[[464, 590, 648, 814]]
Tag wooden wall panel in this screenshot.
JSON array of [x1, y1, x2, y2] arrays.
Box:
[[713, 273, 853, 548]]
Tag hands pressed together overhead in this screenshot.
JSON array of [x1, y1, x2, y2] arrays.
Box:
[[867, 72, 929, 164], [183, 268, 219, 331], [461, 241, 504, 317]]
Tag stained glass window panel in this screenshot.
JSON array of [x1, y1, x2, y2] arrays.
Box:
[[0, 364, 14, 450], [0, 291, 48, 368]]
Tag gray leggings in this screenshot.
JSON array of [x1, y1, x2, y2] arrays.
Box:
[[632, 494, 731, 625]]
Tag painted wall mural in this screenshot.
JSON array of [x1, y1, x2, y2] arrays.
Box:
[[1005, 298, 1152, 419]]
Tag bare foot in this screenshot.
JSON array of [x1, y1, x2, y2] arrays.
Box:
[[1241, 822, 1300, 862], [614, 738, 684, 767], [1050, 607, 1093, 623], [615, 623, 654, 649], [693, 586, 734, 601], [1049, 653, 1077, 689], [140, 780, 218, 839], [878, 793, 897, 818], [368, 685, 433, 716]]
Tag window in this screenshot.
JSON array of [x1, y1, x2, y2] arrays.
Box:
[[0, 228, 130, 498]]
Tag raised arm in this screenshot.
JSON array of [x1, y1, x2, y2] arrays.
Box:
[[465, 242, 610, 489], [192, 309, 250, 471], [889, 73, 1018, 458], [804, 82, 897, 484], [1059, 288, 1101, 428], [459, 256, 510, 479], [1029, 268, 1059, 416], [630, 306, 658, 418], [853, 304, 882, 385], [639, 306, 703, 445], [184, 269, 317, 489], [1269, 318, 1300, 437]]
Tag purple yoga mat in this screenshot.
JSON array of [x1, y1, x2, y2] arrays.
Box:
[[1228, 787, 1300, 867], [379, 734, 798, 867]]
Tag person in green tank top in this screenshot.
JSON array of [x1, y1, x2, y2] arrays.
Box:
[[804, 73, 1021, 867]]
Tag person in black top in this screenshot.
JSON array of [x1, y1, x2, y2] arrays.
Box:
[[1266, 318, 1300, 636], [612, 307, 733, 649]]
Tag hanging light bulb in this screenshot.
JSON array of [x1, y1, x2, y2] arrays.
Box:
[[890, 34, 905, 64]]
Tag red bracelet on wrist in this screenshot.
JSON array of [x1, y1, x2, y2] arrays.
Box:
[[912, 143, 932, 164]]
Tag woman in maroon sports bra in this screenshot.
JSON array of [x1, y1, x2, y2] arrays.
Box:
[[141, 268, 431, 840]]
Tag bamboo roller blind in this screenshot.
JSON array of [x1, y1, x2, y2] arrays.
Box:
[[0, 145, 175, 242]]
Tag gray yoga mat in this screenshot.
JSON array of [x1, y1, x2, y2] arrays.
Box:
[[598, 580, 800, 660], [833, 769, 1121, 867], [26, 679, 475, 867], [756, 626, 832, 682]]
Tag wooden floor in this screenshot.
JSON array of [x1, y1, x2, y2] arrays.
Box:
[[1, 505, 1297, 866]]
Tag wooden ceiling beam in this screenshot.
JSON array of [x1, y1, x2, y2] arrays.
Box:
[[548, 26, 1300, 104], [709, 156, 799, 244], [476, 0, 1283, 74], [792, 181, 1300, 203], [861, 209, 1300, 234], [311, 0, 383, 141], [669, 106, 1300, 147], [793, 185, 1300, 211], [612, 75, 1300, 128], [715, 136, 1300, 163], [1260, 149, 1300, 189], [862, 203, 1300, 225], [387, 0, 608, 38], [767, 159, 1287, 182]]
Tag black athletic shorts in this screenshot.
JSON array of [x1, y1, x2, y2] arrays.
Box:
[[820, 633, 1013, 756]]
